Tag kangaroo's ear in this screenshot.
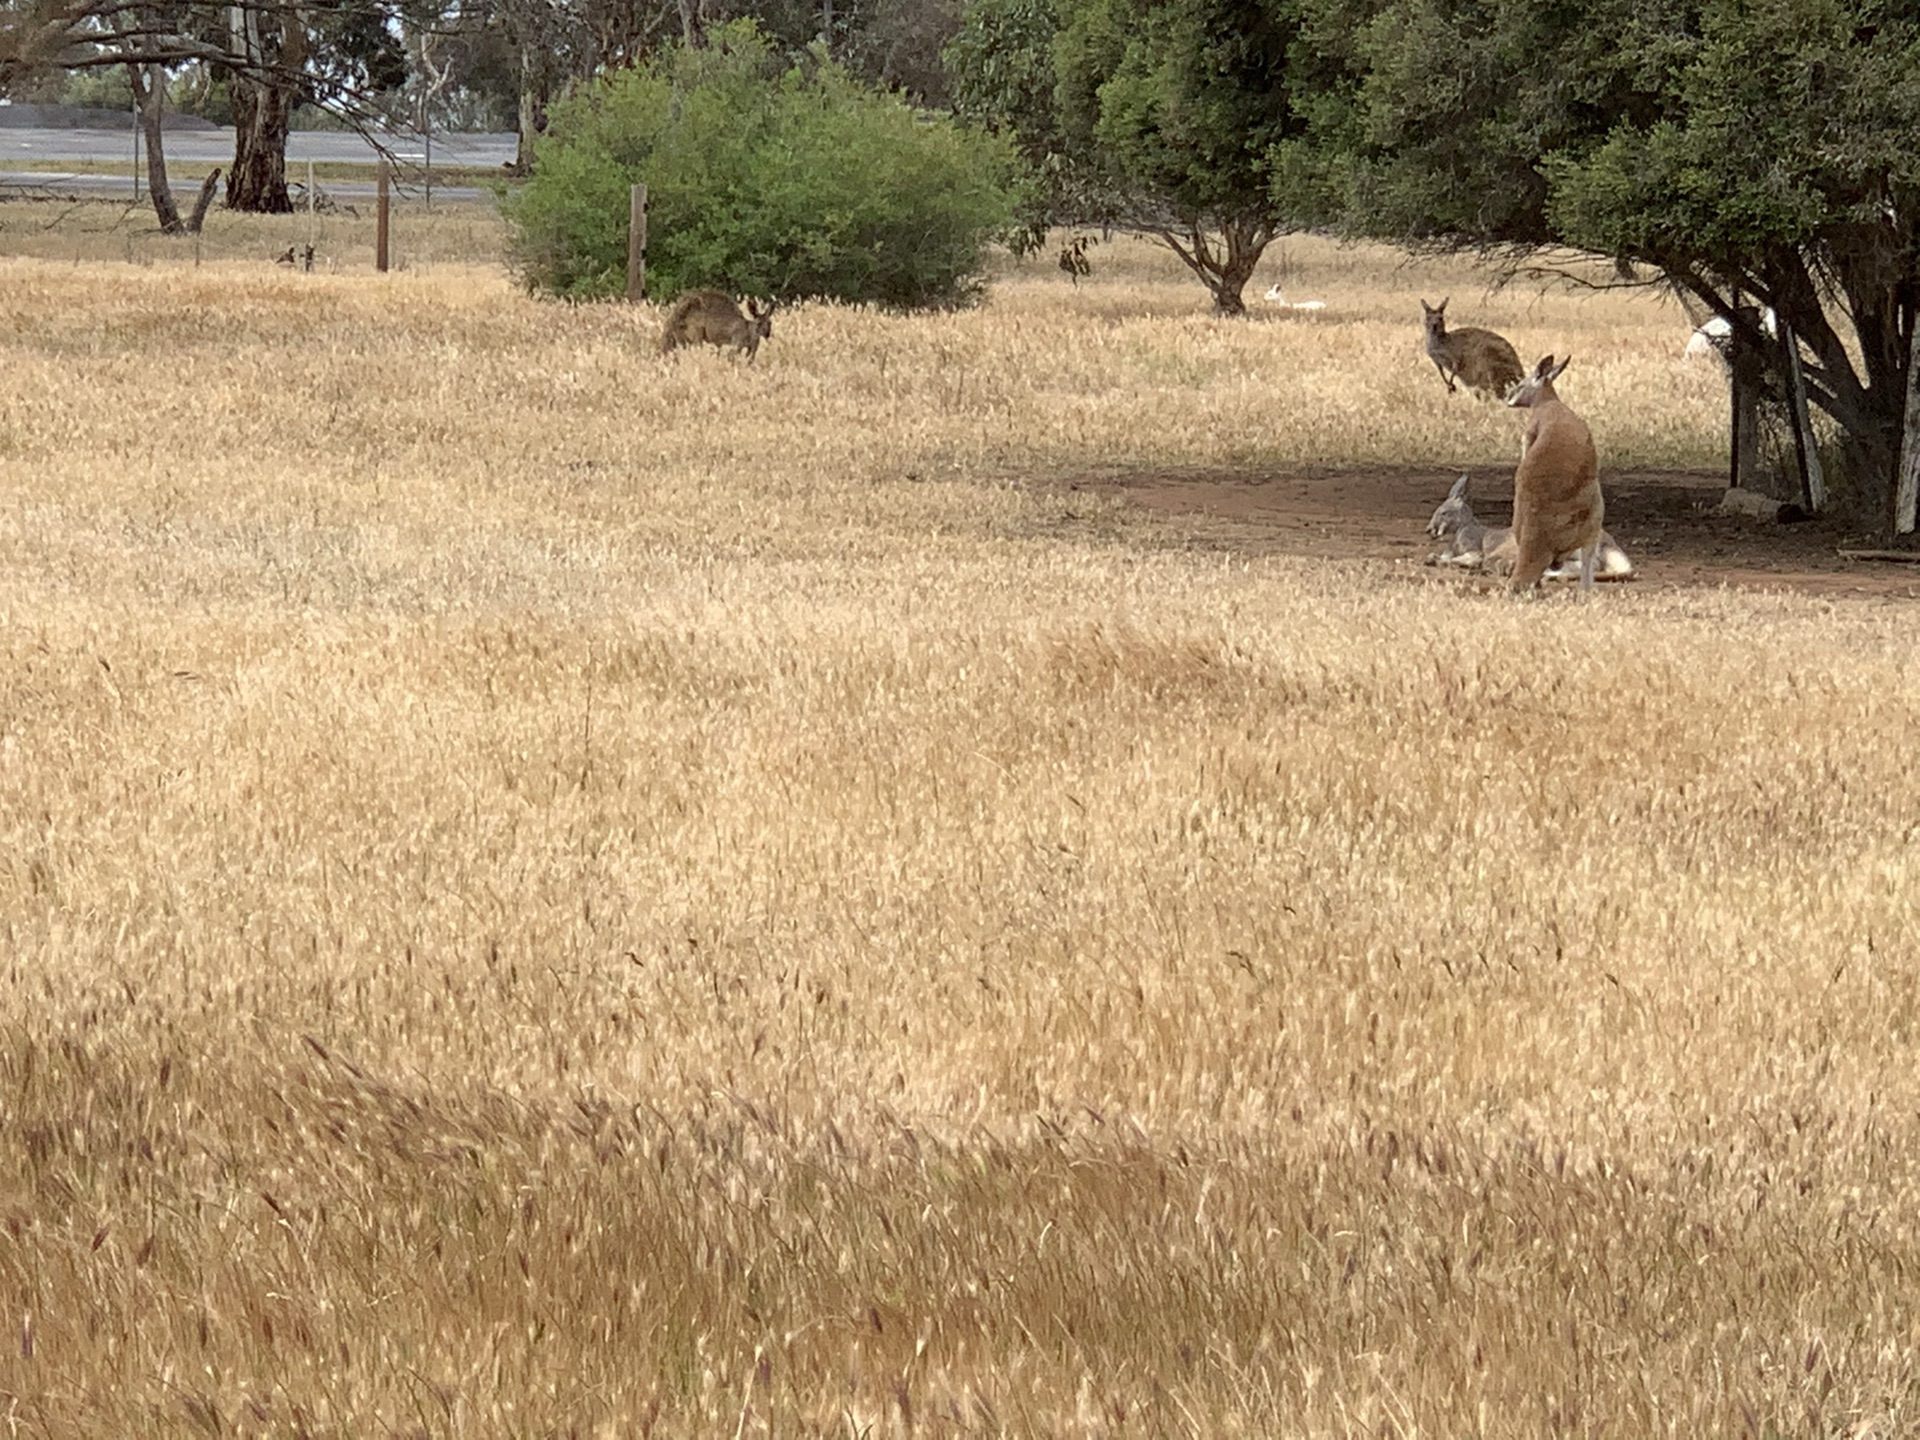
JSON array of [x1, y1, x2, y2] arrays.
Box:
[[1449, 474, 1470, 500], [1549, 355, 1572, 381], [1533, 355, 1558, 378]]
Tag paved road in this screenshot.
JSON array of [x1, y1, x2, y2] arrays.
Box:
[[0, 127, 516, 202]]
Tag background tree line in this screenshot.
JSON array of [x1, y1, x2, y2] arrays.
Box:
[[1, 0, 971, 175], [5, 0, 1918, 529]]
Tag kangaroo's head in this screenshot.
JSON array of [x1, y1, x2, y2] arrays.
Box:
[[1505, 354, 1570, 408], [1420, 297, 1449, 338], [1427, 474, 1475, 538], [746, 298, 776, 343]]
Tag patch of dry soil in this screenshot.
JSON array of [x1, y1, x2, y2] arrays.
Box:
[[1075, 468, 1920, 601]]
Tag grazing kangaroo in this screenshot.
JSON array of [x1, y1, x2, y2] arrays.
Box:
[[1420, 298, 1525, 400], [1426, 474, 1633, 580], [659, 290, 776, 360], [1506, 356, 1605, 592]]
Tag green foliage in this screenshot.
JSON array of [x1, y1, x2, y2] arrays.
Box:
[[945, 0, 1300, 307], [1274, 0, 1713, 243], [170, 62, 234, 126], [1055, 0, 1298, 218], [1541, 1, 1920, 262], [945, 0, 1064, 153], [503, 24, 1020, 309], [55, 66, 135, 111], [943, 0, 1082, 247], [949, 0, 1304, 220]]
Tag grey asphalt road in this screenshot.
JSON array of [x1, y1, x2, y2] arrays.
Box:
[[0, 127, 516, 201]]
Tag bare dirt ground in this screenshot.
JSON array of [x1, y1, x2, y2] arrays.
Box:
[[1077, 466, 1920, 600]]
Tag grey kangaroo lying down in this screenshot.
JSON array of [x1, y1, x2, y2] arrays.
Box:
[[1425, 474, 1635, 581]]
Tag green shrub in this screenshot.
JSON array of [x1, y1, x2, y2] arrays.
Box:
[[503, 24, 1021, 309]]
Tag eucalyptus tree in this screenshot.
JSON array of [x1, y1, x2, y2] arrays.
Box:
[[0, 2, 409, 213], [224, 3, 407, 210]]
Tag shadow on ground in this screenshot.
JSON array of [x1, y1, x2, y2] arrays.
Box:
[[1070, 468, 1920, 600]]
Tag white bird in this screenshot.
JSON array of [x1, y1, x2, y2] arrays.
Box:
[[1683, 308, 1778, 359], [1264, 283, 1326, 312], [1682, 315, 1730, 358]]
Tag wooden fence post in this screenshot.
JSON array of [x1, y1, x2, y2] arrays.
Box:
[[1896, 322, 1920, 535], [376, 160, 391, 274], [627, 184, 648, 301], [1780, 320, 1826, 512]]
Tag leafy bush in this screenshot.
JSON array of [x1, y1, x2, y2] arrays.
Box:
[[503, 24, 1021, 309]]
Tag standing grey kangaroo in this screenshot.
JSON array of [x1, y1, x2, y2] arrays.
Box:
[[1420, 298, 1525, 400], [659, 291, 776, 360], [1506, 356, 1605, 592]]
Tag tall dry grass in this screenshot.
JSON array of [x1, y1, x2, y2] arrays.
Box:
[[2, 213, 1917, 1438]]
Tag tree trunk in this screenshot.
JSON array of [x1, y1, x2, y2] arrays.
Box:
[[1729, 328, 1761, 493], [1779, 320, 1826, 512], [1210, 217, 1269, 317], [1765, 251, 1912, 529], [1799, 301, 1903, 529], [127, 62, 183, 235], [1156, 215, 1273, 317], [227, 74, 295, 213], [676, 0, 708, 47], [224, 4, 301, 214], [1210, 282, 1248, 316], [187, 169, 222, 235], [512, 32, 559, 174], [514, 79, 547, 173], [1835, 414, 1901, 532]]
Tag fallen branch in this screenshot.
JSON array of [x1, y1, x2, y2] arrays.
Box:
[[1837, 549, 1920, 564], [35, 199, 89, 231], [186, 169, 221, 234]]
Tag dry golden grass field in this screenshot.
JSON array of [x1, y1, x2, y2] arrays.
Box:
[[3, 196, 1920, 1438]]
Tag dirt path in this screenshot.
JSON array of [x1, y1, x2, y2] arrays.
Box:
[[1079, 467, 1920, 601]]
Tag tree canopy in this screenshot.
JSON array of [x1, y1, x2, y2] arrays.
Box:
[[948, 0, 1302, 313], [1, 2, 416, 211], [0, 2, 407, 108]]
